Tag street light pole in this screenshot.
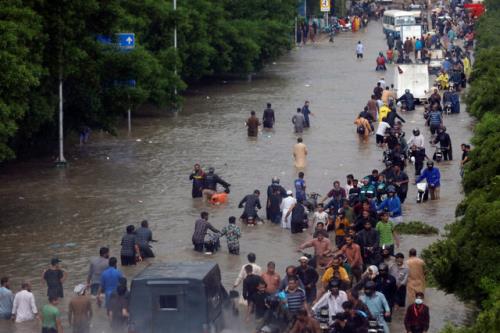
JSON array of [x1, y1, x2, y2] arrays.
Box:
[[173, 0, 178, 111], [127, 93, 131, 133], [56, 69, 67, 166]]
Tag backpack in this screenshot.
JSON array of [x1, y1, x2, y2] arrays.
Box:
[[357, 125, 366, 135]]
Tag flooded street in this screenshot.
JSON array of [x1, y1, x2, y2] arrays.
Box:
[[0, 21, 473, 332]]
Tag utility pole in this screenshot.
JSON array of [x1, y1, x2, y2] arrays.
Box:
[[56, 68, 67, 167], [173, 0, 178, 112], [127, 93, 131, 133]]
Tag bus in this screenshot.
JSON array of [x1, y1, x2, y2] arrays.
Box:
[[382, 10, 417, 38]]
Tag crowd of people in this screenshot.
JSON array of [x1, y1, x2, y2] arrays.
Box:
[[186, 2, 476, 333]]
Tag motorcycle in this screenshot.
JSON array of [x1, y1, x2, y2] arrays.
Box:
[[443, 101, 452, 115], [432, 147, 443, 162], [398, 100, 408, 112], [362, 16, 369, 27], [316, 306, 331, 332], [416, 182, 429, 203], [204, 232, 221, 253], [368, 320, 385, 333], [304, 192, 321, 212], [258, 295, 288, 333], [382, 148, 392, 164]]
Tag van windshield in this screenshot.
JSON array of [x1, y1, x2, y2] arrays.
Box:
[[205, 273, 222, 320], [395, 16, 416, 25]]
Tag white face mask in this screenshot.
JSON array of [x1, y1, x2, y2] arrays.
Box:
[[415, 298, 423, 305]]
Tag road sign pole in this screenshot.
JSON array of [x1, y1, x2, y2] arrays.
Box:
[[57, 69, 67, 166]]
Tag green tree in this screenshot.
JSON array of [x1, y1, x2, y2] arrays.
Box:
[[422, 4, 500, 332], [0, 1, 43, 160]]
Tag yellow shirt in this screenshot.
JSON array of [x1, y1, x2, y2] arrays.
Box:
[[321, 266, 350, 285], [378, 105, 391, 122]]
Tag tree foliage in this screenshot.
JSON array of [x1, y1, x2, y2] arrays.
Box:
[[0, 0, 296, 161], [422, 4, 500, 332], [0, 0, 43, 160]]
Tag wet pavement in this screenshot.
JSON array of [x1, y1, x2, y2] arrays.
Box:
[[0, 20, 473, 333]]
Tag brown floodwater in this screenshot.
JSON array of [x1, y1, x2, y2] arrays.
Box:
[[0, 20, 473, 333]]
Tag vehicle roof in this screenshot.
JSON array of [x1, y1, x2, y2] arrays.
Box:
[[132, 261, 219, 281], [384, 10, 415, 16]]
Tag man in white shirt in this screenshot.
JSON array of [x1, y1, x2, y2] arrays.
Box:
[[356, 41, 364, 59], [407, 128, 425, 148], [376, 120, 391, 147], [312, 279, 348, 325], [312, 204, 329, 229], [11, 282, 38, 323], [233, 253, 262, 288], [378, 77, 386, 89], [280, 191, 297, 229]]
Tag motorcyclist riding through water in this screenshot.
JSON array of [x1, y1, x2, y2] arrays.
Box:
[[415, 161, 441, 200], [361, 281, 391, 333], [397, 89, 415, 111]]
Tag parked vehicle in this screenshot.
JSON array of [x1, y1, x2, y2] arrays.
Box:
[[382, 10, 417, 38], [128, 262, 228, 333], [394, 64, 430, 102]]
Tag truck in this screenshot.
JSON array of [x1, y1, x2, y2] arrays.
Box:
[[394, 64, 430, 102], [128, 262, 228, 333], [400, 24, 422, 41]]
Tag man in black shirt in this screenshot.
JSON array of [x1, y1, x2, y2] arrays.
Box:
[[433, 127, 452, 161], [263, 103, 275, 129], [250, 281, 271, 329], [356, 221, 380, 267], [460, 144, 471, 178], [296, 257, 319, 304], [391, 165, 409, 204], [243, 265, 264, 309]]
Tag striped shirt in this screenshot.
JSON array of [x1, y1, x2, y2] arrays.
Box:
[[286, 288, 306, 314]]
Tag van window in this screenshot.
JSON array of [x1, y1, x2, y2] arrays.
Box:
[[395, 16, 416, 26], [383, 16, 395, 25], [159, 295, 178, 310]]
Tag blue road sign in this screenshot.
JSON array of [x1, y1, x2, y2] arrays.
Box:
[[116, 33, 135, 49]]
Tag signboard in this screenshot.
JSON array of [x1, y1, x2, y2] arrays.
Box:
[[320, 0, 330, 12], [116, 33, 135, 49], [400, 25, 422, 42]]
